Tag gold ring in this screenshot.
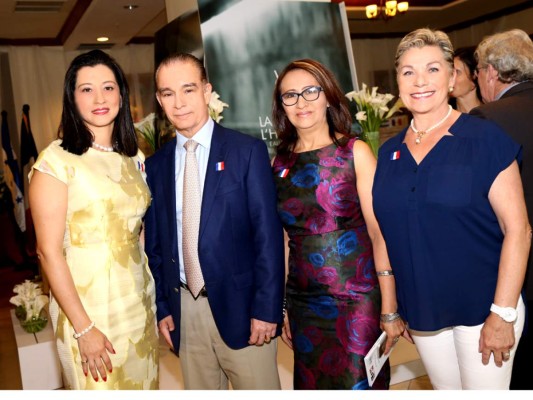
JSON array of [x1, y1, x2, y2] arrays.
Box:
[[393, 337, 400, 343], [81, 360, 88, 364], [503, 352, 511, 358]]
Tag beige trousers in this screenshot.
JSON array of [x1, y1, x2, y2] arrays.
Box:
[[179, 289, 281, 390]]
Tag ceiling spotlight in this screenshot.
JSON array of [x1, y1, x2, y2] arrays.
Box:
[[97, 37, 109, 42], [366, 0, 409, 20], [124, 5, 139, 10], [397, 1, 409, 13], [366, 4, 378, 19]]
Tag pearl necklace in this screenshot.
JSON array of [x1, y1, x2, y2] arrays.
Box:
[[91, 141, 114, 152], [410, 105, 453, 145]]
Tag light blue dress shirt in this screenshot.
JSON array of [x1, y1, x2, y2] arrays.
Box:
[[175, 118, 214, 283]]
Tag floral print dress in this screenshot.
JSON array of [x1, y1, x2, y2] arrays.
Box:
[[273, 138, 388, 390]]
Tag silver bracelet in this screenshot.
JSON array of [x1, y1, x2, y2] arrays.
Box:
[[376, 270, 394, 277], [73, 321, 95, 339], [380, 312, 400, 323]]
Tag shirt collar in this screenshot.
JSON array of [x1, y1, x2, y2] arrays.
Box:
[[495, 81, 522, 100], [176, 118, 214, 150]]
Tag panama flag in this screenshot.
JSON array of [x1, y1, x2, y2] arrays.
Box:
[[1, 110, 25, 232]]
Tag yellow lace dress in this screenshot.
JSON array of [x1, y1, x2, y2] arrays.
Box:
[[30, 140, 159, 389]]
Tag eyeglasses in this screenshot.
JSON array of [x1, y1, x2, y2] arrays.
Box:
[[474, 65, 487, 77], [280, 86, 323, 106]]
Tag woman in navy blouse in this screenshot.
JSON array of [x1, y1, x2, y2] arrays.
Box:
[[373, 28, 531, 389]]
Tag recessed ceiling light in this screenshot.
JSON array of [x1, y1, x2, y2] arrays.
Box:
[[97, 37, 109, 42], [124, 5, 139, 10]]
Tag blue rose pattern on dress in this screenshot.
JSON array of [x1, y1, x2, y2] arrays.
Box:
[[278, 209, 296, 225], [308, 253, 325, 267], [337, 231, 359, 257], [291, 163, 320, 188], [273, 138, 388, 390]]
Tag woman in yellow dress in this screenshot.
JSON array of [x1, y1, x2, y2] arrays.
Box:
[[29, 50, 158, 389]]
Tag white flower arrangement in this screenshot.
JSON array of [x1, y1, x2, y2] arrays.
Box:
[[346, 83, 404, 156], [208, 91, 229, 123], [10, 280, 49, 327], [346, 83, 404, 133]]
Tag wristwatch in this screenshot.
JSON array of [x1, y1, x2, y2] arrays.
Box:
[[490, 303, 518, 323]]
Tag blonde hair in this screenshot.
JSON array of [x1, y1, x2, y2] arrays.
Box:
[[395, 28, 454, 72]]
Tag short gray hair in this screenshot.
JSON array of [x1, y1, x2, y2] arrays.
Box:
[[475, 29, 533, 83], [395, 28, 454, 72]]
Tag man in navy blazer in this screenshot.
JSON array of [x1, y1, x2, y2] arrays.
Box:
[[144, 53, 285, 389]]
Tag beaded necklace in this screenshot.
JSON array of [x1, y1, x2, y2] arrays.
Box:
[[91, 141, 114, 152], [410, 105, 453, 145]]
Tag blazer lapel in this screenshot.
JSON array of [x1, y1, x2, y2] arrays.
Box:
[[199, 124, 227, 239], [162, 139, 179, 256]]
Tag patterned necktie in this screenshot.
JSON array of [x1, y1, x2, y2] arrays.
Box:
[[182, 140, 205, 298]]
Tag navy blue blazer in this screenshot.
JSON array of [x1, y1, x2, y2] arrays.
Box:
[[144, 122, 285, 351]]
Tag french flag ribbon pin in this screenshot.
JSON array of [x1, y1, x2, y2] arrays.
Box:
[[390, 151, 400, 161], [137, 161, 145, 171], [216, 161, 225, 171], [279, 168, 290, 178]]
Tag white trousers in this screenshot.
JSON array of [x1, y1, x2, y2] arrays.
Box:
[[410, 296, 525, 390]]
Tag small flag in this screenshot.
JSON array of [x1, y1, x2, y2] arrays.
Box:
[[20, 104, 38, 179], [216, 161, 225, 171], [137, 161, 145, 172], [279, 168, 289, 178], [390, 151, 400, 161]]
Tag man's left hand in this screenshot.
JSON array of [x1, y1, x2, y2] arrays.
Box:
[[249, 318, 277, 346]]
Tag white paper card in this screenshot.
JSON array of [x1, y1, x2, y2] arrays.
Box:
[[364, 331, 397, 387]]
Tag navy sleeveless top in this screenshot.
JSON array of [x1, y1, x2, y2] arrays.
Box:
[[373, 113, 522, 331]]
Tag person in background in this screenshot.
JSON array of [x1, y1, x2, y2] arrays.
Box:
[[29, 50, 158, 389], [271, 58, 406, 390], [373, 28, 530, 390], [450, 46, 482, 112], [470, 28, 533, 390], [144, 53, 285, 390]]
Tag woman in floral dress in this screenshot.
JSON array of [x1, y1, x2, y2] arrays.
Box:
[[271, 59, 406, 389]]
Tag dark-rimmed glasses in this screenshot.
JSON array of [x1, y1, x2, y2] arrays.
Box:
[[280, 86, 323, 106]]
